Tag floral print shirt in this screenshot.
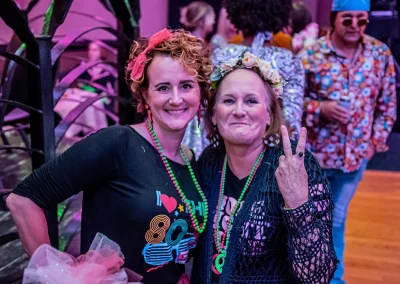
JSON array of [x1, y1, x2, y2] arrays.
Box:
[[299, 34, 397, 173]]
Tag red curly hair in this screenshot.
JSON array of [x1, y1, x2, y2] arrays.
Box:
[[126, 29, 212, 113]]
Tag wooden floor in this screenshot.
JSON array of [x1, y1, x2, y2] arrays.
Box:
[[344, 170, 400, 284]]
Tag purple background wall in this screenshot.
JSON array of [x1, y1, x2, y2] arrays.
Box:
[[0, 0, 334, 46], [0, 0, 168, 43]]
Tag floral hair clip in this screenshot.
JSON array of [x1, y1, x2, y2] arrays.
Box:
[[210, 51, 285, 98], [127, 28, 172, 82]]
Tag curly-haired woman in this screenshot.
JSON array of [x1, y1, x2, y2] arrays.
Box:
[[7, 29, 212, 284], [212, 0, 305, 137]]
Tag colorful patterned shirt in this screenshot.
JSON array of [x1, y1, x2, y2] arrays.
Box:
[[299, 34, 397, 172]]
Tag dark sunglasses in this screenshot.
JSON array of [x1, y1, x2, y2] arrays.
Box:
[[342, 17, 369, 27]]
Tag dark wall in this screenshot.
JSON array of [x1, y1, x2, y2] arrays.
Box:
[[370, 0, 396, 10]]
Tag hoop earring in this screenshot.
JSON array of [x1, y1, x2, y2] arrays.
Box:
[[264, 133, 280, 148], [210, 125, 221, 148], [145, 104, 152, 125]]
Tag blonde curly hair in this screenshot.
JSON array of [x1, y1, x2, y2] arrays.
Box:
[[126, 29, 212, 113]]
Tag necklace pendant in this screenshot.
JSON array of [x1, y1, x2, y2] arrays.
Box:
[[212, 252, 226, 275]]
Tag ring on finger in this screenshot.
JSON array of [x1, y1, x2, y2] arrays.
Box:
[[297, 151, 304, 160]]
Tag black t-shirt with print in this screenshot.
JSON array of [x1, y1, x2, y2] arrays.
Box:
[[212, 166, 247, 283], [13, 125, 205, 284]]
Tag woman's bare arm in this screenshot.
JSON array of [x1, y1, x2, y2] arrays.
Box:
[[7, 193, 50, 256]]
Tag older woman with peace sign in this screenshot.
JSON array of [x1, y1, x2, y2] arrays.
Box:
[[191, 51, 337, 283]]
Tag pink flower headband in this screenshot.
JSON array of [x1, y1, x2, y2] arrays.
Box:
[[127, 28, 172, 81], [210, 51, 285, 98]]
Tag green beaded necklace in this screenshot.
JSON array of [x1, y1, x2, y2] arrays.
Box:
[[212, 148, 265, 274], [146, 120, 208, 234]]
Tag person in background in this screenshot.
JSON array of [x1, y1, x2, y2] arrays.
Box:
[[180, 1, 216, 41], [273, 20, 294, 51], [179, 1, 215, 158], [210, 7, 243, 50], [213, 0, 305, 137], [291, 1, 320, 53], [292, 1, 313, 35], [79, 41, 117, 95], [79, 41, 118, 126], [212, 4, 293, 52], [299, 1, 397, 283], [271, 30, 293, 51]]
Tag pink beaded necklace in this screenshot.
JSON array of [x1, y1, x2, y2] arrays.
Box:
[[146, 120, 208, 233], [212, 148, 265, 274]]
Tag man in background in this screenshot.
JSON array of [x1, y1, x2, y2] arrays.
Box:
[[299, 0, 397, 283]]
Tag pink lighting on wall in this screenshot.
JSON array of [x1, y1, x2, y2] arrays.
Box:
[[0, 0, 169, 43]]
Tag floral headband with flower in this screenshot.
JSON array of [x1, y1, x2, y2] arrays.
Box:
[[210, 51, 285, 98]]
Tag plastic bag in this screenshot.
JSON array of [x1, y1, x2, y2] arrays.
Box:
[[23, 233, 142, 284]]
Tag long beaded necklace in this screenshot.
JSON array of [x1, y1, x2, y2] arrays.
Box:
[[212, 148, 265, 275], [146, 119, 208, 234]]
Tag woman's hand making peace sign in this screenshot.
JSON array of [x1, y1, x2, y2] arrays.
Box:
[[275, 126, 309, 209]]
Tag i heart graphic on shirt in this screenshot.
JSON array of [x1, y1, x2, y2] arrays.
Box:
[[161, 194, 177, 213]]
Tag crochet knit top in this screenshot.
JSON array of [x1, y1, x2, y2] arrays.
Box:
[[191, 144, 337, 283]]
